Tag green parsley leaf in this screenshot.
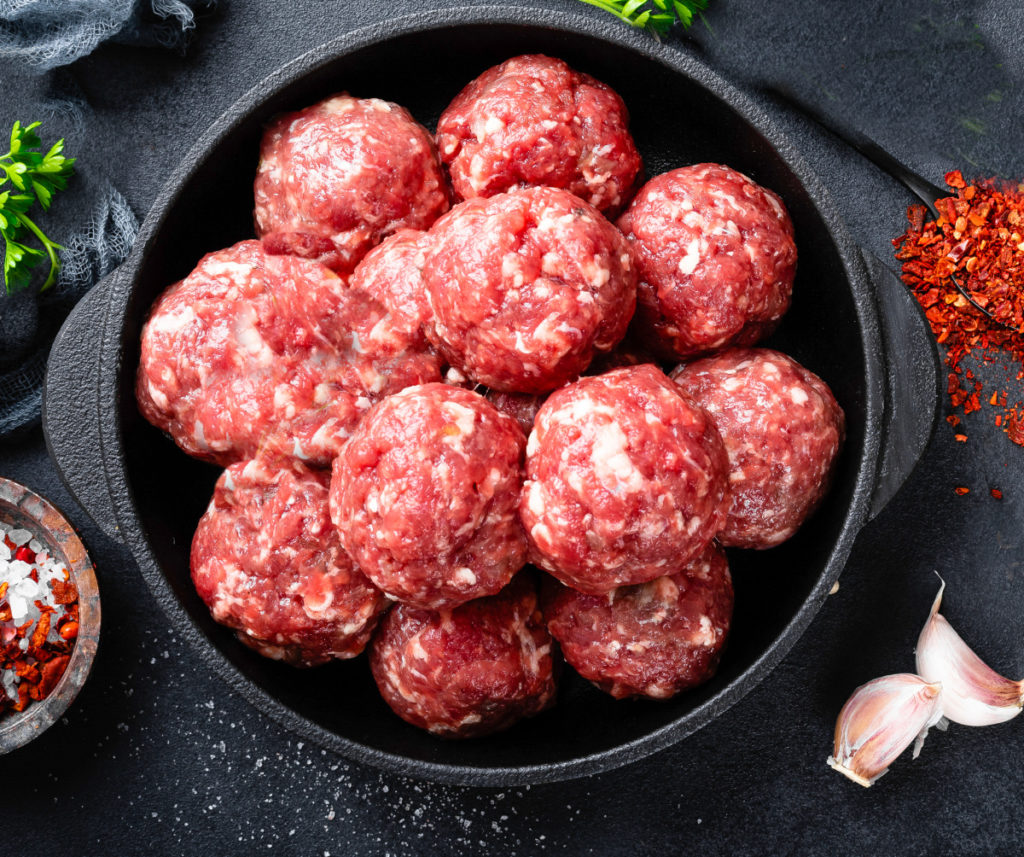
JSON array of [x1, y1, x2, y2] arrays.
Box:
[[576, 0, 710, 37], [0, 120, 75, 294]]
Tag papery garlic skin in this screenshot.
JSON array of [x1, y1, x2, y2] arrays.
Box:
[[916, 579, 1024, 727], [827, 673, 943, 787]]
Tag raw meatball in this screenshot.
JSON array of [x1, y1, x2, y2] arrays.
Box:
[[619, 164, 797, 360], [520, 364, 730, 593], [672, 348, 844, 548], [436, 54, 642, 216], [136, 240, 441, 467], [424, 186, 637, 393], [485, 390, 546, 436], [330, 383, 527, 609], [255, 95, 449, 275], [349, 228, 433, 347], [369, 574, 557, 737], [191, 456, 388, 666], [542, 542, 733, 699]]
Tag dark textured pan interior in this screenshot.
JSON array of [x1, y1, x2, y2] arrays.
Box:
[[115, 15, 874, 782]]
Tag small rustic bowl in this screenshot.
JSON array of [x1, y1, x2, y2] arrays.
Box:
[[0, 477, 100, 753]]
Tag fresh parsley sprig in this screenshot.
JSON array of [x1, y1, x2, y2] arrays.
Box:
[[577, 0, 711, 37], [0, 121, 75, 295]]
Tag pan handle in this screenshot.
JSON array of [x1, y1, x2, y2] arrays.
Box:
[[863, 250, 941, 521], [42, 268, 126, 543], [38, 254, 936, 534]]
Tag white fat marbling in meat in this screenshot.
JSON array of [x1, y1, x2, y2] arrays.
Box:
[[542, 542, 733, 699], [436, 54, 641, 216], [519, 364, 730, 593], [255, 94, 448, 275], [672, 347, 844, 548], [369, 574, 557, 738], [191, 456, 388, 666], [136, 240, 441, 467], [618, 163, 797, 360], [330, 383, 527, 610], [424, 186, 636, 394]]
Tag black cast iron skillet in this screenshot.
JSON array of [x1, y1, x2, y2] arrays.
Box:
[[41, 7, 940, 785]]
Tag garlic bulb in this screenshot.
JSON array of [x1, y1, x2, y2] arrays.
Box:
[[916, 578, 1024, 726], [827, 673, 943, 787]]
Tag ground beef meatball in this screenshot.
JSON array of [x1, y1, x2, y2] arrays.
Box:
[[436, 54, 642, 216], [619, 163, 797, 360], [330, 383, 528, 609], [255, 95, 449, 275], [484, 390, 547, 436], [542, 542, 733, 699], [191, 456, 388, 666], [136, 240, 441, 467], [348, 228, 433, 347], [424, 186, 637, 393], [672, 348, 844, 549], [520, 364, 730, 593], [369, 574, 557, 737]]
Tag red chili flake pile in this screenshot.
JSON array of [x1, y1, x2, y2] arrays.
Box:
[[0, 521, 79, 716], [894, 170, 1024, 445]]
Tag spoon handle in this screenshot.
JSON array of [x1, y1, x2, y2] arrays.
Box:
[[764, 86, 948, 215], [766, 87, 1020, 332]]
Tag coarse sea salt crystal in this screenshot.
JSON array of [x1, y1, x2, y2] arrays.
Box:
[[8, 594, 27, 621], [13, 578, 39, 600], [7, 529, 31, 547], [39, 565, 62, 586], [5, 560, 31, 583], [28, 539, 42, 553], [0, 542, 9, 562]]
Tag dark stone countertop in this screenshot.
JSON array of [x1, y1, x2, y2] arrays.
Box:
[[2, 1, 1024, 854]]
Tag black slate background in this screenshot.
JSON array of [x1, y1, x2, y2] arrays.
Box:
[[3, 1, 1024, 854]]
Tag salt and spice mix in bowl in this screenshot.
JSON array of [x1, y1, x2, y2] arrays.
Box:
[[0, 477, 99, 753]]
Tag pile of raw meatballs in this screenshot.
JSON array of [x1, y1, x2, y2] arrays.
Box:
[[137, 55, 845, 738]]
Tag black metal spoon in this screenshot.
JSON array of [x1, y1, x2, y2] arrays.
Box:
[[766, 87, 1019, 333]]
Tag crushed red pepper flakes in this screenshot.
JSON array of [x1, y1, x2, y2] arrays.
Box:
[[991, 488, 1004, 500], [954, 486, 971, 496], [894, 171, 1024, 445]]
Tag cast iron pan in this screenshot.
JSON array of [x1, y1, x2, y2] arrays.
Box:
[[41, 7, 940, 785]]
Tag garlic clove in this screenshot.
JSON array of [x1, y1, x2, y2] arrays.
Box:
[[827, 673, 943, 787], [916, 577, 1024, 727]]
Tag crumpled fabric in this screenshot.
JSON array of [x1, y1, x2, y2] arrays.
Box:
[[0, 166, 139, 437], [0, 1, 214, 437], [0, 0, 213, 72]]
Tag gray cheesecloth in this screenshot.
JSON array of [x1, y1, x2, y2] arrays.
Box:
[[0, 0, 214, 438]]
